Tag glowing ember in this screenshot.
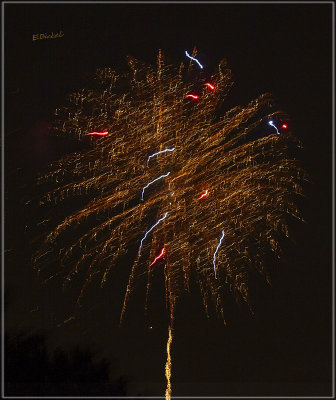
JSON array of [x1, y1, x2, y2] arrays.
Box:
[[199, 189, 209, 199], [205, 83, 215, 90], [186, 94, 199, 100], [86, 131, 109, 136], [150, 247, 166, 266]]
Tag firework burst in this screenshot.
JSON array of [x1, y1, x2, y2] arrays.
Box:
[[33, 49, 306, 398]]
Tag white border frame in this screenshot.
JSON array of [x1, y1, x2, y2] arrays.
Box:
[[1, 1, 334, 399]]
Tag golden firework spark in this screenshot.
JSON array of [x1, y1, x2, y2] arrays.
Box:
[[34, 49, 307, 396]]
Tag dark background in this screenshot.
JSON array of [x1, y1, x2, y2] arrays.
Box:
[[4, 2, 333, 397]]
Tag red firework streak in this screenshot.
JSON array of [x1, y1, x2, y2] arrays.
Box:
[[186, 94, 199, 100], [281, 124, 288, 129], [150, 247, 165, 266], [86, 131, 109, 136], [205, 83, 215, 90], [199, 189, 209, 199]]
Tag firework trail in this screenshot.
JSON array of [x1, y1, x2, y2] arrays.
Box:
[[199, 189, 209, 199], [138, 212, 168, 257], [213, 229, 225, 279], [268, 120, 280, 135], [185, 50, 204, 69], [147, 148, 175, 168], [141, 172, 171, 201], [165, 326, 173, 400], [34, 48, 306, 397], [150, 247, 165, 266]]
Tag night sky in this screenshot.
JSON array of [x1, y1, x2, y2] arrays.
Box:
[[4, 2, 333, 397]]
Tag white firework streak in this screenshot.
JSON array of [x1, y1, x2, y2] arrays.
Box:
[[147, 148, 175, 167], [185, 50, 203, 69], [268, 120, 280, 135], [138, 212, 168, 257], [213, 229, 225, 279], [141, 172, 171, 201]]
